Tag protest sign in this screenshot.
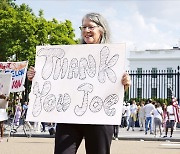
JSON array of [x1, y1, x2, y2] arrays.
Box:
[[26, 44, 126, 125], [0, 61, 28, 92], [0, 73, 12, 108]]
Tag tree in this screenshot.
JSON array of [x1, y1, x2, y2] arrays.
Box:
[[0, 0, 78, 66]]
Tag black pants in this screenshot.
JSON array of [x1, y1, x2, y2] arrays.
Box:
[[41, 122, 46, 131], [113, 125, 119, 138], [54, 123, 113, 154]]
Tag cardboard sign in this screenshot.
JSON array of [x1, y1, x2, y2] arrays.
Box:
[[0, 61, 28, 92], [26, 44, 126, 125]]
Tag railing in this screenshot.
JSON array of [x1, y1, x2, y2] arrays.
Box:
[[23, 66, 180, 104], [125, 66, 180, 104]]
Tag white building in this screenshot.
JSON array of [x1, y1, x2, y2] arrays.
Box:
[[127, 47, 180, 71], [127, 47, 180, 100]]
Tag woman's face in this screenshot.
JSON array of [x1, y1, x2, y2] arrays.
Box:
[[81, 18, 102, 44]]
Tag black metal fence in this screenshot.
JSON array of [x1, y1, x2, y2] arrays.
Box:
[[23, 66, 180, 104], [125, 66, 180, 104]]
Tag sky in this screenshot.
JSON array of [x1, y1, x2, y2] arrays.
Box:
[[15, 0, 180, 52]]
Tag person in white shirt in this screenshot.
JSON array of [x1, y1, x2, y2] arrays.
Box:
[[163, 101, 175, 138], [152, 103, 163, 137], [127, 100, 137, 131], [138, 101, 145, 131], [144, 99, 155, 135], [125, 103, 130, 128]]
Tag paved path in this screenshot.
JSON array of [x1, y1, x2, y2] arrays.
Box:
[[0, 137, 180, 154], [1, 126, 179, 154], [5, 126, 180, 141], [118, 127, 180, 142]]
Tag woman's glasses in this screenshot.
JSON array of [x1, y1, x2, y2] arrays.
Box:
[[79, 25, 99, 31]]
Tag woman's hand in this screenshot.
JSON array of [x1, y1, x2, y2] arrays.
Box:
[[27, 66, 36, 81], [121, 73, 131, 91]]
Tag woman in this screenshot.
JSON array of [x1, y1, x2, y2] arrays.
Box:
[[0, 94, 9, 142], [162, 103, 168, 132], [28, 12, 131, 154], [138, 100, 145, 131], [127, 100, 137, 131], [163, 101, 175, 138], [14, 102, 22, 126], [152, 103, 163, 137]]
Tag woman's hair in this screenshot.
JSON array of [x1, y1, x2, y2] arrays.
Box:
[[155, 102, 161, 108], [162, 103, 167, 111], [80, 12, 111, 44]]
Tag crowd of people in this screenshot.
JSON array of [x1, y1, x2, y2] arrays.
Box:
[[0, 97, 56, 141], [114, 98, 180, 140]]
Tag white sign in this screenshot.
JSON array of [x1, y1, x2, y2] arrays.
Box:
[[26, 44, 126, 125], [0, 73, 12, 109], [0, 61, 28, 92]]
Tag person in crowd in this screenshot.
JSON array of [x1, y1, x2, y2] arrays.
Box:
[[22, 101, 32, 130], [121, 102, 127, 128], [113, 102, 127, 140], [127, 100, 137, 131], [48, 123, 56, 136], [14, 102, 22, 126], [22, 101, 28, 118], [144, 99, 155, 135], [41, 122, 46, 132], [162, 103, 168, 132], [125, 102, 131, 128], [152, 102, 163, 137], [135, 101, 140, 127], [0, 93, 9, 142], [163, 101, 175, 138], [113, 125, 119, 141], [151, 101, 156, 133], [27, 12, 131, 154], [138, 100, 145, 131], [33, 122, 41, 132], [172, 97, 180, 130]]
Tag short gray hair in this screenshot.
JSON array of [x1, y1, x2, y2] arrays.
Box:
[[80, 12, 111, 44]]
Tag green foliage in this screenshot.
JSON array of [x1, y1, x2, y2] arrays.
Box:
[[0, 0, 78, 66]]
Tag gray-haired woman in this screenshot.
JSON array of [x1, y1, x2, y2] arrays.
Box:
[[27, 12, 131, 154], [54, 12, 130, 154]]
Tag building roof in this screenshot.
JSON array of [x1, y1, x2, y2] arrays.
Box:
[[128, 48, 180, 60]]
